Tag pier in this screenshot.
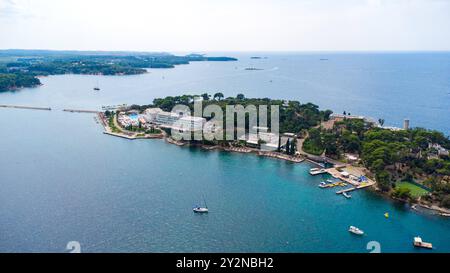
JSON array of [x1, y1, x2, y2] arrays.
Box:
[[335, 183, 373, 194], [0, 104, 51, 111], [322, 166, 377, 194], [63, 109, 99, 113]]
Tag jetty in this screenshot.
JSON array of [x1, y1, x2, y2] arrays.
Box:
[[335, 183, 372, 194], [0, 104, 51, 111], [322, 166, 376, 195], [63, 109, 99, 113]]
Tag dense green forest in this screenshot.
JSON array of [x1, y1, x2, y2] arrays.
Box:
[[0, 72, 41, 91], [0, 51, 237, 91]]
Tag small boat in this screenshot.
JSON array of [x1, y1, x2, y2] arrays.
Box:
[[326, 179, 334, 183], [319, 182, 328, 188], [349, 226, 364, 235], [384, 212, 389, 219], [439, 213, 450, 217], [413, 236, 432, 249], [94, 79, 100, 91], [309, 168, 327, 175], [193, 207, 209, 213], [343, 192, 352, 199], [193, 196, 209, 213]]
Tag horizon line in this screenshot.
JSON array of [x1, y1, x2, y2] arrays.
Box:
[[1, 48, 450, 55]]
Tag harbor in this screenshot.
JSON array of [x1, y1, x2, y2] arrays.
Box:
[[309, 164, 377, 196]]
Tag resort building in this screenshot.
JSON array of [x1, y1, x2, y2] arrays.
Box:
[[155, 111, 181, 126], [143, 107, 205, 132], [239, 131, 280, 151], [173, 116, 206, 132], [330, 113, 377, 126], [143, 108, 164, 123], [429, 143, 449, 157]]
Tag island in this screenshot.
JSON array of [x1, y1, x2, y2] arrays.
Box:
[[0, 50, 237, 92], [98, 93, 450, 214]]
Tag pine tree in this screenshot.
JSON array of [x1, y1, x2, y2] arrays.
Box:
[[285, 139, 290, 155], [277, 135, 281, 152], [290, 138, 296, 155]]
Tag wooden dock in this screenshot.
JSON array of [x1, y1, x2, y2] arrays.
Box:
[[0, 104, 51, 111], [336, 183, 374, 194]]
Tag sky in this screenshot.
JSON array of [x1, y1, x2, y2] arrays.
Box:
[[1, 0, 450, 52]]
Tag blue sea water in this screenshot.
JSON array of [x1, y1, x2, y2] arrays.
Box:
[[0, 52, 449, 252]]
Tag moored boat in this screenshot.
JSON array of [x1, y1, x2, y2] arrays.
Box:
[[413, 236, 432, 249], [309, 168, 327, 175]]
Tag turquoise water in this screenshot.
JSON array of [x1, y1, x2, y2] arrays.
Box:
[[0, 53, 449, 252], [129, 113, 138, 120]]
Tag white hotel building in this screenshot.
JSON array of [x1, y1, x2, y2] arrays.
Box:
[[143, 108, 205, 132]]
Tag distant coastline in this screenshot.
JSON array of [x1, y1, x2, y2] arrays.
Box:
[[0, 50, 237, 92]]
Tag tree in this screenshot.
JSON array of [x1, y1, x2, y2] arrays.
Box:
[[290, 138, 297, 155], [343, 111, 346, 115], [285, 138, 290, 155], [371, 159, 386, 172], [213, 92, 224, 101], [378, 118, 385, 127], [201, 93, 210, 101], [277, 135, 281, 152], [376, 170, 391, 192], [441, 196, 450, 209], [392, 187, 412, 200], [236, 93, 245, 100]]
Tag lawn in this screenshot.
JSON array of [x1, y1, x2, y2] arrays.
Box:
[[396, 181, 429, 198]]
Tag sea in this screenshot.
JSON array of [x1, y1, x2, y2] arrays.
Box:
[[0, 52, 449, 252]]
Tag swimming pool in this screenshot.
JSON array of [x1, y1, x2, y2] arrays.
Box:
[[128, 113, 139, 120]]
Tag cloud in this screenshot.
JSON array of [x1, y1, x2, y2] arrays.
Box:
[[0, 0, 19, 17], [0, 0, 37, 20], [0, 0, 449, 51]]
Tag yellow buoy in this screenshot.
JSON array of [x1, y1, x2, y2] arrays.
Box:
[[384, 212, 389, 218]]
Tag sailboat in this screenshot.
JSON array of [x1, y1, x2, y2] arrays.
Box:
[[93, 79, 100, 91], [193, 196, 209, 213]]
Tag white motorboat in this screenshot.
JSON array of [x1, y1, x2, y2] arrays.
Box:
[[343, 192, 352, 199], [413, 236, 432, 249], [193, 196, 209, 213], [309, 168, 327, 175], [349, 226, 364, 235], [193, 207, 209, 213]]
